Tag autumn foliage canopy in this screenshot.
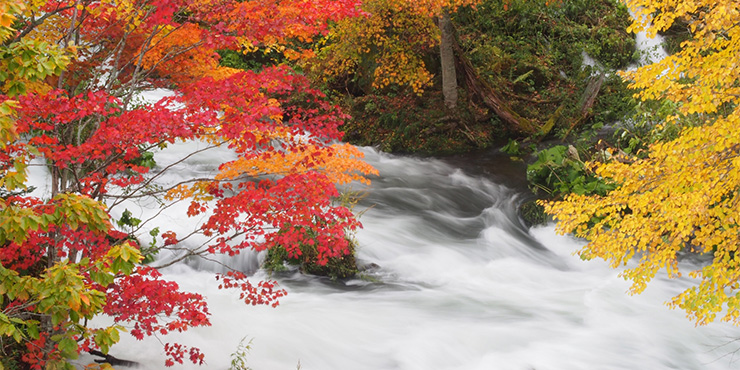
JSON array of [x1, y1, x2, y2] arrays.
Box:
[[0, 0, 376, 367], [544, 0, 740, 326]]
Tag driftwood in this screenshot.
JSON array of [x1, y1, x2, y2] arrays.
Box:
[[452, 41, 539, 135], [89, 350, 140, 368]]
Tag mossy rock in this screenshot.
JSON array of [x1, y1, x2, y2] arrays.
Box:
[[263, 239, 359, 280], [301, 251, 357, 279]]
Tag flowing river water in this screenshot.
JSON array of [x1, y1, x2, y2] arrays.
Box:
[[60, 143, 740, 370], [60, 24, 728, 369]]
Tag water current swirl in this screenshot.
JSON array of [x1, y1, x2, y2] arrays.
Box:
[[71, 145, 740, 370]]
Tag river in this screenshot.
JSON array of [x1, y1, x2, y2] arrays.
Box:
[[69, 145, 740, 370]]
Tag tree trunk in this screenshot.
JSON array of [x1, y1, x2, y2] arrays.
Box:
[[439, 9, 458, 110], [578, 73, 605, 117], [560, 72, 604, 138]]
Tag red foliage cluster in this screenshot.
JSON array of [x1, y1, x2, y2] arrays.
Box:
[[163, 342, 205, 367], [217, 271, 286, 307], [22, 333, 61, 370], [104, 267, 210, 340], [2, 0, 371, 366], [12, 90, 195, 195]]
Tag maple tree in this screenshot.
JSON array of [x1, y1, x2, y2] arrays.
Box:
[[0, 0, 376, 368], [543, 0, 740, 325]]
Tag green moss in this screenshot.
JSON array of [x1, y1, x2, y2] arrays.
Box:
[[519, 200, 547, 227], [342, 91, 498, 155], [217, 48, 285, 71], [263, 238, 359, 280], [456, 0, 636, 137]]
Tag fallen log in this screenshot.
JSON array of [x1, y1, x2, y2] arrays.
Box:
[[452, 41, 539, 135]]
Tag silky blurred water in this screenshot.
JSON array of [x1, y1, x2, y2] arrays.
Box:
[[66, 145, 740, 370]]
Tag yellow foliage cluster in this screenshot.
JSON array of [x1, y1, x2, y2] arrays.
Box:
[[544, 0, 740, 325], [1, 0, 73, 96], [372, 50, 434, 94], [0, 0, 22, 39], [624, 0, 739, 117], [406, 0, 481, 17], [310, 0, 439, 94]]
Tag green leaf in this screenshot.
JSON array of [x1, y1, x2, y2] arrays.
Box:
[[58, 337, 78, 358], [51, 310, 66, 326], [12, 328, 22, 342], [26, 322, 39, 340]]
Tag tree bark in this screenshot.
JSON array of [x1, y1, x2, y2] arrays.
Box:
[[578, 73, 605, 117], [560, 72, 604, 138], [439, 9, 458, 110]]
